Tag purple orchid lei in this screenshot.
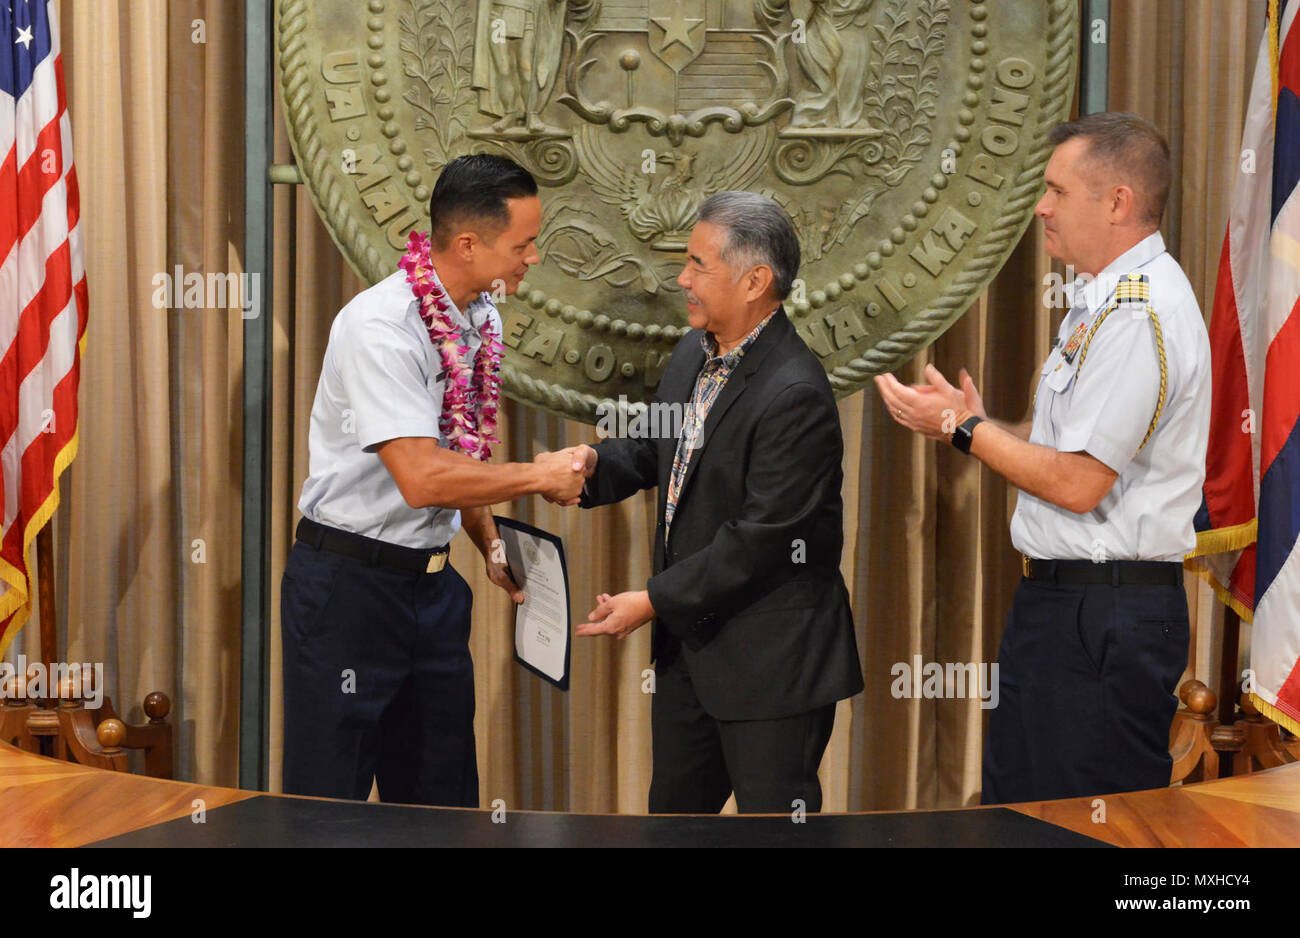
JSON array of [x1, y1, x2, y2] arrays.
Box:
[[397, 230, 504, 461]]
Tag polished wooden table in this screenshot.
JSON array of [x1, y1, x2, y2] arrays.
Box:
[[2, 740, 1297, 847]]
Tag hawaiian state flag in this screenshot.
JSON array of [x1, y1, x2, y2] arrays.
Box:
[[1188, 0, 1300, 735], [0, 0, 88, 656]]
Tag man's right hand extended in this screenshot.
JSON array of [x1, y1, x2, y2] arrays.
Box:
[[537, 444, 597, 506]]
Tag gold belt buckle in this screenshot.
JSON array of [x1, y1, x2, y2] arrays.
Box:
[[1022, 554, 1031, 578], [426, 552, 447, 574]]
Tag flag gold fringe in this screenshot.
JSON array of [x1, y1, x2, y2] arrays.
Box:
[[1183, 561, 1255, 623], [1184, 518, 1257, 559], [1250, 692, 1300, 738]]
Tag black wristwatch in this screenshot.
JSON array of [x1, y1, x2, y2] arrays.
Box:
[[951, 416, 984, 454]]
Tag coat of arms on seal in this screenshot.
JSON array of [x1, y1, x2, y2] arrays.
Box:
[[277, 0, 1076, 423]]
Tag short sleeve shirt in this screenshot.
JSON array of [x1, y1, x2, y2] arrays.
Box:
[[1009, 232, 1211, 562], [297, 269, 501, 549]]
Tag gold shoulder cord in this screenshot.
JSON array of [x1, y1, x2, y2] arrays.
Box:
[[1075, 274, 1167, 453]]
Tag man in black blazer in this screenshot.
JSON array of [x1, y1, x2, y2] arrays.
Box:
[[563, 191, 863, 815]]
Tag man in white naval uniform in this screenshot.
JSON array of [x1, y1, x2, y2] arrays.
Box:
[[281, 155, 587, 806], [876, 112, 1211, 803]]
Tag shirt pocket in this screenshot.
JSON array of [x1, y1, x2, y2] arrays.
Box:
[[1044, 356, 1079, 394], [1038, 347, 1064, 383], [1031, 349, 1061, 418]]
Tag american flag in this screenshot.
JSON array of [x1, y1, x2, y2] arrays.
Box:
[[0, 0, 87, 656], [1189, 0, 1300, 735]]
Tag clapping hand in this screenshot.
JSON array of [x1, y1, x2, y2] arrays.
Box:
[[874, 365, 985, 441]]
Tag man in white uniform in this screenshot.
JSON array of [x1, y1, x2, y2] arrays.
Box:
[[876, 112, 1210, 803], [282, 155, 586, 806]]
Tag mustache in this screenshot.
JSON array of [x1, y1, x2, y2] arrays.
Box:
[[684, 292, 701, 305]]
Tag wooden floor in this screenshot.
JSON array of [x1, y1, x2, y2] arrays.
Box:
[[2, 739, 1297, 846]]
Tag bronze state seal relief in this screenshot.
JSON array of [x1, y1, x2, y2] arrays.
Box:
[[277, 0, 1077, 423]]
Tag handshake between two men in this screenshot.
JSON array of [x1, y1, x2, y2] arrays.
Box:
[[283, 166, 862, 814], [528, 443, 650, 640], [376, 434, 643, 636]]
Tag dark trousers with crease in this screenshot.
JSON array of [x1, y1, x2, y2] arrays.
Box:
[[280, 540, 478, 807], [981, 577, 1189, 805], [649, 656, 837, 815]]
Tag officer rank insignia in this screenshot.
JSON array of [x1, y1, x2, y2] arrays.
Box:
[[1116, 272, 1151, 304]]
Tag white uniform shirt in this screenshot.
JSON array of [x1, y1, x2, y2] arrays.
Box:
[[297, 269, 501, 549], [1010, 232, 1211, 562]]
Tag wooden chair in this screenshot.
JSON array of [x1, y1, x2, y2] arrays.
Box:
[[0, 665, 173, 778], [1169, 678, 1299, 784]]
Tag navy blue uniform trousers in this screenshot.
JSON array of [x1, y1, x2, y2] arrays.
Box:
[[982, 577, 1189, 805], [280, 540, 478, 807]]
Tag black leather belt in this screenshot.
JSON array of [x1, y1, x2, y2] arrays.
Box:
[[296, 517, 450, 574], [1022, 555, 1182, 586]]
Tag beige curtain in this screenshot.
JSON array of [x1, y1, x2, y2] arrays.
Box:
[[20, 0, 1264, 811], [18, 0, 246, 784]]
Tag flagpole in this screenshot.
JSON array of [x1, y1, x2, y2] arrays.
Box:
[[1214, 607, 1242, 778], [1218, 609, 1240, 730], [36, 526, 55, 709]]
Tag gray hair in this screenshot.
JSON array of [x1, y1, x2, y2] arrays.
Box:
[[696, 191, 801, 300], [1047, 111, 1171, 227]]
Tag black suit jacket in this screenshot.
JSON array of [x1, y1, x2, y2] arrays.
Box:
[[580, 308, 864, 721]]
